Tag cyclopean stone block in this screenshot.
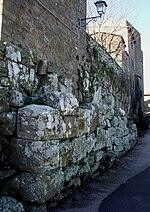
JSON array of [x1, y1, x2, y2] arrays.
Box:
[[63, 116, 78, 138], [11, 139, 59, 173], [71, 134, 97, 164], [17, 104, 78, 140], [8, 61, 38, 95], [6, 170, 64, 204], [43, 92, 79, 115], [17, 104, 62, 141], [77, 105, 97, 137]]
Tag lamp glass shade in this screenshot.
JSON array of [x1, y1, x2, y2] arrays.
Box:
[[94, 1, 107, 16]]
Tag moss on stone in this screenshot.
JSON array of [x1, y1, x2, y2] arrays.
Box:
[[93, 46, 99, 60], [24, 97, 43, 106]]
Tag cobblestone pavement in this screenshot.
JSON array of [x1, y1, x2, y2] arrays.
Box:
[[49, 130, 150, 212]]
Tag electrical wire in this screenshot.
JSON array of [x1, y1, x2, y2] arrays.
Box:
[[36, 0, 78, 36]]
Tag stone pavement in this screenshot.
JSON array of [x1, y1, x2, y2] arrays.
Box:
[[98, 166, 150, 212], [49, 129, 150, 212]]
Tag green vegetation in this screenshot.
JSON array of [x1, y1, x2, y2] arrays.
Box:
[[24, 97, 43, 106], [77, 43, 128, 104], [93, 46, 99, 60]]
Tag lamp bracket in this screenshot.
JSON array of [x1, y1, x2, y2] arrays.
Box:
[[77, 15, 102, 29]]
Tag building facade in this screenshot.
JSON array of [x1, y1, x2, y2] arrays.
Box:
[[88, 19, 144, 115]]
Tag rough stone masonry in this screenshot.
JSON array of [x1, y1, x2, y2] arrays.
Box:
[[0, 35, 137, 208]]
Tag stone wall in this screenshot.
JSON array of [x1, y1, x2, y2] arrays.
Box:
[[0, 0, 87, 95], [0, 35, 137, 208]]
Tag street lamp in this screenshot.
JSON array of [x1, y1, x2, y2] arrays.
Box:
[[95, 1, 107, 16], [77, 1, 107, 29]]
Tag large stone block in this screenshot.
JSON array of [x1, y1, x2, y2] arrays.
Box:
[[77, 105, 97, 136], [11, 139, 59, 173], [71, 133, 97, 163], [8, 61, 38, 95], [6, 171, 64, 203], [17, 104, 79, 140], [63, 116, 78, 138], [0, 112, 16, 135], [43, 92, 79, 115], [17, 104, 62, 140]]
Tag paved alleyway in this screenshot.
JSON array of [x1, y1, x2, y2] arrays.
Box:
[[50, 129, 150, 212], [98, 166, 150, 212]]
